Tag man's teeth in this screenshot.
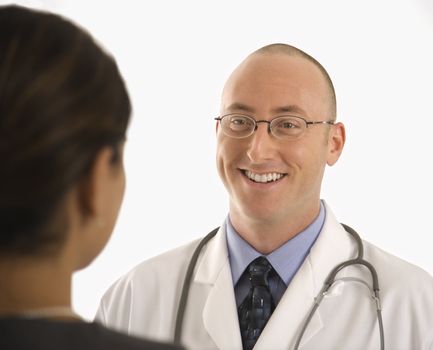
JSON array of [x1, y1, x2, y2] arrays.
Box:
[[244, 170, 284, 183]]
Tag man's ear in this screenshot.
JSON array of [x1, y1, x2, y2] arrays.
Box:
[[76, 147, 114, 219], [327, 122, 346, 166]]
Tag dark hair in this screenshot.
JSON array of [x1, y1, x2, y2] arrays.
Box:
[[0, 6, 131, 255]]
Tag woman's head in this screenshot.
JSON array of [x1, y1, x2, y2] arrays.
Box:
[[0, 5, 131, 265]]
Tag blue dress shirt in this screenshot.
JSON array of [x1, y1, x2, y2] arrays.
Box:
[[226, 201, 326, 307]]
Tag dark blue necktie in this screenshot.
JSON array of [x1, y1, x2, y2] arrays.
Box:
[[238, 257, 275, 350]]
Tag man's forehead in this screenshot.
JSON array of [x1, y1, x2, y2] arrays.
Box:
[[221, 52, 333, 117], [230, 52, 324, 86], [223, 101, 308, 116]]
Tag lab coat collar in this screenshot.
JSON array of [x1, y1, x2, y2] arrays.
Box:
[[255, 201, 355, 349], [195, 225, 243, 350], [194, 202, 355, 349], [309, 201, 356, 297]]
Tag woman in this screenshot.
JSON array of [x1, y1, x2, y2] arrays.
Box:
[[0, 5, 182, 350]]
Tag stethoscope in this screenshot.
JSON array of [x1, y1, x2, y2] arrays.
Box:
[[174, 224, 385, 350]]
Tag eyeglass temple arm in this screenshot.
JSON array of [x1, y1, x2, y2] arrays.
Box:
[[306, 121, 335, 126]]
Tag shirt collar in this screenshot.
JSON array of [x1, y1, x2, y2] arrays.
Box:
[[226, 201, 326, 286]]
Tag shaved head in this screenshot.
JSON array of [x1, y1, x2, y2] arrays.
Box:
[[226, 43, 337, 120]]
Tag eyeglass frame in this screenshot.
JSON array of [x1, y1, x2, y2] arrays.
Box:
[[214, 113, 335, 140]]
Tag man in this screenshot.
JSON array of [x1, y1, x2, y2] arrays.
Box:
[[96, 44, 433, 349]]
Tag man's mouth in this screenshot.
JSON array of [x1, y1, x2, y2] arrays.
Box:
[[241, 169, 286, 183]]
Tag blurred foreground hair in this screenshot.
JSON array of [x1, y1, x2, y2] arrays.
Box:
[[0, 5, 131, 255]]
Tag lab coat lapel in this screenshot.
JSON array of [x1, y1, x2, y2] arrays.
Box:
[[255, 202, 355, 349], [254, 251, 323, 349], [194, 226, 243, 350], [308, 202, 356, 301]]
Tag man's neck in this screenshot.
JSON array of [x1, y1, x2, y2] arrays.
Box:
[[229, 202, 321, 254]]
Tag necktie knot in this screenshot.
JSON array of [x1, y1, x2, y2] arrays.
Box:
[[248, 256, 272, 287]]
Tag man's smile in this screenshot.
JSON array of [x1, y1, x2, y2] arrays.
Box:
[[240, 169, 287, 184]]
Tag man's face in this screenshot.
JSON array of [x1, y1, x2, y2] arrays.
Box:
[[216, 53, 343, 224]]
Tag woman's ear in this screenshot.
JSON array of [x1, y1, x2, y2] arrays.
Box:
[[327, 122, 346, 166], [72, 145, 125, 269], [76, 146, 124, 221], [76, 148, 112, 219]]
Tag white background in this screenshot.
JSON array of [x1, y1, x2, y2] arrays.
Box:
[[2, 0, 433, 321]]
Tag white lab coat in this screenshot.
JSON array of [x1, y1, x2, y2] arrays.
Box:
[[96, 203, 433, 349]]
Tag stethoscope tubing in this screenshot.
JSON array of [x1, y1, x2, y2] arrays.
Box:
[[294, 225, 384, 349], [174, 227, 218, 344], [174, 224, 384, 349]]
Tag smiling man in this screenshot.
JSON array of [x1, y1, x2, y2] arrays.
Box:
[[216, 47, 342, 256], [96, 44, 433, 350]]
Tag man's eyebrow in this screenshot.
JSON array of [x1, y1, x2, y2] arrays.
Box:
[[224, 103, 255, 113], [272, 105, 306, 115]]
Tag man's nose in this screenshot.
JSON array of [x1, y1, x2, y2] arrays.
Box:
[[246, 122, 276, 162]]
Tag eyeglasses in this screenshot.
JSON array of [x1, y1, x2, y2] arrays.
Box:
[[214, 114, 335, 140]]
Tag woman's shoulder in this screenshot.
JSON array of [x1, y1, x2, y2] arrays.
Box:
[[0, 318, 183, 350]]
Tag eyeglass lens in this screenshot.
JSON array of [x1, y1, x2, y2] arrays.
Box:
[[220, 114, 306, 139]]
